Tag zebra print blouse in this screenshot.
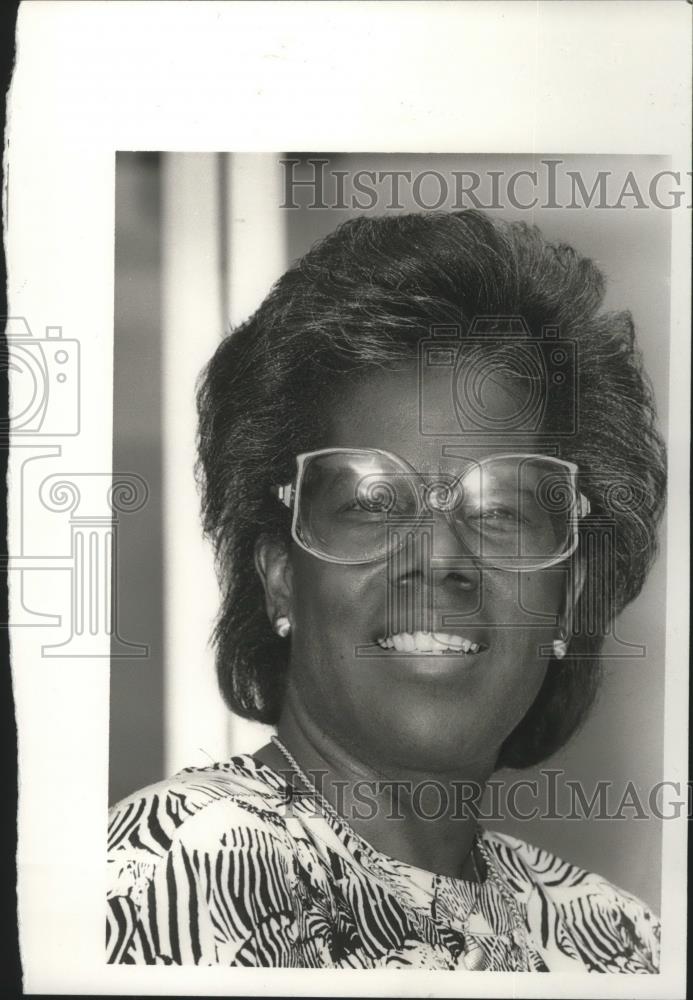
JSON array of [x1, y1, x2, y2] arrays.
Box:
[[106, 755, 660, 971]]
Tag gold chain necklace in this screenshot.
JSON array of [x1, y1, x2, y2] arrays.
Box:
[[270, 736, 531, 971]]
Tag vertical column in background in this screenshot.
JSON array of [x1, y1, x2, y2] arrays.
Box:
[[222, 153, 288, 754], [161, 154, 230, 774], [110, 153, 164, 803]]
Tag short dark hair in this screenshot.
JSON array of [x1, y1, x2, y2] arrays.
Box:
[[196, 210, 666, 769]]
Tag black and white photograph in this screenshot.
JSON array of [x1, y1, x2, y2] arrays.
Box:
[[109, 152, 672, 974], [6, 4, 690, 998]]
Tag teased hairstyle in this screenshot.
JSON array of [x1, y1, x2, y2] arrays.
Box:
[[196, 210, 666, 769]]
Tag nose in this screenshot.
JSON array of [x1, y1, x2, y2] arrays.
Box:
[[385, 514, 479, 635], [387, 511, 480, 594]]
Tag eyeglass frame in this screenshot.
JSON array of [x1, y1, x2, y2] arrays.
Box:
[[271, 447, 591, 572]]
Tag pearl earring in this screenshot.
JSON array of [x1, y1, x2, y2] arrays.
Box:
[[553, 629, 568, 660], [274, 615, 291, 638]]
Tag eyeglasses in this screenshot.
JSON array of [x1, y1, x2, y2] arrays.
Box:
[[271, 448, 591, 571]]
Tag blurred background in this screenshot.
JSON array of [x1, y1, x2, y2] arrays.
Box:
[[110, 152, 670, 911]]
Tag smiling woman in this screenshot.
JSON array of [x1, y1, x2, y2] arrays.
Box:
[[106, 210, 666, 970]]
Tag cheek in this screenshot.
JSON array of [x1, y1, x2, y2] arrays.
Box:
[[482, 569, 564, 695], [483, 568, 564, 626], [289, 551, 371, 639]]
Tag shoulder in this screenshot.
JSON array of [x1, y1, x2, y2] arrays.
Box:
[[483, 829, 660, 973], [108, 757, 297, 884], [106, 757, 305, 964]]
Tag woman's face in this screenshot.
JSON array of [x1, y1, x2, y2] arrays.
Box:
[[265, 363, 571, 776]]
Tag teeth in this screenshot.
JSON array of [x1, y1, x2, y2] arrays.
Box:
[[376, 631, 485, 654], [429, 634, 449, 651], [414, 631, 433, 651], [392, 633, 414, 652]]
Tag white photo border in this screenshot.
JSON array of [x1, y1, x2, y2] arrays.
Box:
[[7, 1, 690, 996]]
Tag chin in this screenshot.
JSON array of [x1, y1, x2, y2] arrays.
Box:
[[341, 689, 504, 776]]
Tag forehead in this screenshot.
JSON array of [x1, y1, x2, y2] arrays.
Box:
[[322, 363, 544, 472]]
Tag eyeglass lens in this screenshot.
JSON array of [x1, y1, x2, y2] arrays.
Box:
[[295, 450, 577, 566]]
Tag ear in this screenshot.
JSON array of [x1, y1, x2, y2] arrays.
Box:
[[559, 550, 587, 639], [254, 533, 294, 629]]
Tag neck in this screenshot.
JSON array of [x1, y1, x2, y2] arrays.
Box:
[[257, 691, 495, 880]]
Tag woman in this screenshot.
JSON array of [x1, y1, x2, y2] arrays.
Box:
[[107, 210, 666, 970]]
